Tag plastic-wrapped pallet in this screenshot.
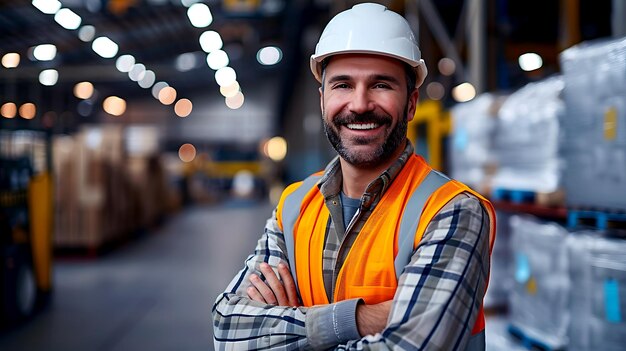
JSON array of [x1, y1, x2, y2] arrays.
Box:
[[560, 36, 626, 211], [491, 76, 564, 193], [567, 232, 626, 351], [508, 215, 570, 349], [484, 211, 514, 309], [485, 316, 528, 351], [449, 93, 497, 191]]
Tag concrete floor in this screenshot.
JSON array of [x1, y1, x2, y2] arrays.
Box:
[[0, 200, 273, 351], [0, 200, 521, 351]]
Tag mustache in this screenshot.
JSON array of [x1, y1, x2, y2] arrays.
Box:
[[333, 111, 392, 126]]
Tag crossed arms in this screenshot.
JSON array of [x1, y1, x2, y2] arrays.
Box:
[[212, 195, 490, 350]]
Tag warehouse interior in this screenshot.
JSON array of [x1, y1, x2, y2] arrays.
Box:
[[1, 0, 625, 350]]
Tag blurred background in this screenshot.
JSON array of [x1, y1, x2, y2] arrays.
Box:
[[1, 0, 625, 350]]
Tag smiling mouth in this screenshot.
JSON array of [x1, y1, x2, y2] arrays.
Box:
[[345, 123, 380, 130]]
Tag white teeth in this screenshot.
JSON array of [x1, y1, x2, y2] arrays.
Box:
[[346, 123, 378, 130]]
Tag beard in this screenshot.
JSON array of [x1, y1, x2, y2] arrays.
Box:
[[323, 107, 408, 168]]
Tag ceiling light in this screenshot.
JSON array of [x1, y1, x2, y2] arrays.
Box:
[[452, 82, 476, 103], [438, 57, 456, 76], [519, 53, 543, 72], [215, 67, 236, 87], [426, 82, 445, 100], [152, 81, 169, 99], [128, 63, 146, 82], [103, 96, 126, 116], [54, 8, 82, 30], [176, 52, 198, 72], [32, 0, 61, 14], [92, 37, 119, 58], [206, 50, 229, 70], [174, 99, 193, 117], [219, 81, 240, 97], [264, 136, 287, 162], [19, 103, 37, 119], [74, 82, 94, 99], [33, 44, 57, 61], [187, 3, 213, 28], [1, 102, 17, 118], [1, 53, 20, 68], [178, 143, 196, 163], [78, 25, 96, 42], [115, 54, 135, 72], [199, 31, 222, 53], [138, 70, 156, 88], [158, 87, 177, 105], [257, 46, 282, 65], [225, 92, 244, 109], [39, 69, 59, 86], [181, 0, 202, 7]]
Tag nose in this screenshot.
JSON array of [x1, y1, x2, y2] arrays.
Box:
[[348, 86, 374, 114]]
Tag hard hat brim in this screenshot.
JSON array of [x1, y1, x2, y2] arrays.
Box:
[[310, 51, 427, 89]]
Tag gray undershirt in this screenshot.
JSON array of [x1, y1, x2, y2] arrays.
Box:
[[339, 191, 360, 233]]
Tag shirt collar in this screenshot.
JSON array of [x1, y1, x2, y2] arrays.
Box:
[[318, 140, 414, 209]]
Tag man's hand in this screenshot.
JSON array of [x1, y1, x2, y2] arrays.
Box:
[[356, 300, 393, 337], [247, 262, 300, 307]]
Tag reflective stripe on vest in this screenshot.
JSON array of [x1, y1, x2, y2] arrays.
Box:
[[282, 174, 322, 293], [394, 170, 449, 278]]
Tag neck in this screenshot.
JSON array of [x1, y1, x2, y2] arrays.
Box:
[[339, 143, 405, 198]]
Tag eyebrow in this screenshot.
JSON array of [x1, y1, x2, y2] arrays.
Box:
[[326, 74, 403, 86]]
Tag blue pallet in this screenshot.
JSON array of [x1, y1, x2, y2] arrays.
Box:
[[567, 210, 626, 230], [507, 324, 564, 351], [492, 188, 536, 204]]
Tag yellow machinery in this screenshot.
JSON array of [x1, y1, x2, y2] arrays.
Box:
[[408, 100, 452, 172], [0, 131, 53, 327]]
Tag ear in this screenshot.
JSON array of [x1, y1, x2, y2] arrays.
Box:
[[319, 87, 324, 115], [406, 89, 419, 122]]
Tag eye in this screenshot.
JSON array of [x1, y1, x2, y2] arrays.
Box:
[[332, 83, 350, 89], [373, 83, 391, 89]]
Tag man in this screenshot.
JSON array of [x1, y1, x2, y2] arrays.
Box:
[[213, 3, 496, 350]]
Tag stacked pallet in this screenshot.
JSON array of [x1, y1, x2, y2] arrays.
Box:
[[53, 125, 171, 253], [507, 215, 626, 351], [560, 36, 626, 212]]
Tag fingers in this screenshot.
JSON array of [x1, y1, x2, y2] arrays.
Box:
[[246, 262, 299, 307], [246, 284, 266, 303], [249, 272, 278, 305], [277, 263, 300, 306], [259, 263, 289, 306]]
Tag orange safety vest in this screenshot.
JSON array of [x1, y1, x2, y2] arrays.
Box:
[[277, 154, 496, 348]]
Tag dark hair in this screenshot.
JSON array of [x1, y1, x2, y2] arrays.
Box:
[[320, 57, 417, 98]]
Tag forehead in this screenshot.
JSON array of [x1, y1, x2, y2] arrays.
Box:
[[324, 54, 407, 81]]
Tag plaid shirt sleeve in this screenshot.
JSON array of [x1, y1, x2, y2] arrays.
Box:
[[335, 193, 491, 350], [212, 207, 311, 350]]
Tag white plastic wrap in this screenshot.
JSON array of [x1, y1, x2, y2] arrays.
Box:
[[449, 93, 497, 190], [560, 36, 626, 211], [567, 232, 626, 351], [508, 215, 570, 349], [484, 211, 514, 308], [491, 76, 565, 193]]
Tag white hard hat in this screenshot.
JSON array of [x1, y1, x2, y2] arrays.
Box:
[[310, 3, 428, 88]]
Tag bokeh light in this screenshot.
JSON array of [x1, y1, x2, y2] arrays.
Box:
[[74, 82, 94, 99], [103, 96, 126, 116], [178, 143, 197, 162], [158, 87, 177, 105]]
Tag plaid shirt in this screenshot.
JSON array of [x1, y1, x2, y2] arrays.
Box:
[[213, 142, 491, 350]]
